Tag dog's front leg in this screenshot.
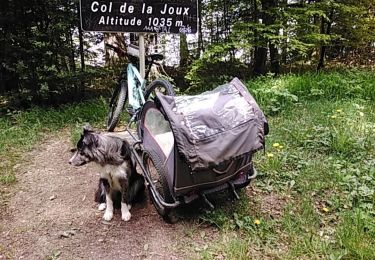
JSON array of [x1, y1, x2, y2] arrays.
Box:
[[101, 179, 113, 221], [121, 202, 131, 221], [96, 178, 107, 211], [120, 178, 131, 222], [103, 192, 114, 221]]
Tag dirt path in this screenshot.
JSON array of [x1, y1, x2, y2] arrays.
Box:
[[0, 132, 211, 259]]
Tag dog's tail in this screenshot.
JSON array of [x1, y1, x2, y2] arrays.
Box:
[[127, 172, 146, 204], [94, 179, 106, 204]]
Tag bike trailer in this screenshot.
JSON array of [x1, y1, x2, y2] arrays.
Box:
[[138, 77, 268, 211]]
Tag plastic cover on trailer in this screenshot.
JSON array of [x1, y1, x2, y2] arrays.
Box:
[[156, 78, 268, 171]]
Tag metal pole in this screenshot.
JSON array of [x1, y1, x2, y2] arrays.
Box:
[[139, 33, 146, 78]]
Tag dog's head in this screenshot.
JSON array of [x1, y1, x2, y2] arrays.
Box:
[[68, 125, 99, 166]]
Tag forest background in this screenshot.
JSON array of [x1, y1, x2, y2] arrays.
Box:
[[1, 0, 374, 106], [1, 1, 375, 258]]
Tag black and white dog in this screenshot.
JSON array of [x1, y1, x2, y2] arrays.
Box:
[[69, 127, 145, 222]]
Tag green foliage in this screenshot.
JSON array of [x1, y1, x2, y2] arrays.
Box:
[[200, 209, 231, 229], [200, 234, 249, 260], [198, 71, 375, 259], [246, 70, 375, 114], [336, 210, 375, 259], [0, 0, 101, 103], [251, 83, 298, 115], [190, 0, 375, 81], [0, 99, 107, 184], [186, 43, 248, 92]]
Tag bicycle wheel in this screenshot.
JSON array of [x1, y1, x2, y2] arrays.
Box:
[[107, 80, 127, 132], [143, 149, 178, 223], [144, 79, 175, 101], [137, 79, 174, 139]]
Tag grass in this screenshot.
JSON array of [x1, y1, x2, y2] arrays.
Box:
[[1, 70, 374, 259], [248, 70, 375, 115], [197, 70, 375, 259], [0, 98, 108, 184]]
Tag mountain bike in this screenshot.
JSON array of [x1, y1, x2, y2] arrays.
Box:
[[106, 43, 175, 132]]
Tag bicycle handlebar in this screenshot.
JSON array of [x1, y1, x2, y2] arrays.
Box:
[[106, 43, 164, 64]]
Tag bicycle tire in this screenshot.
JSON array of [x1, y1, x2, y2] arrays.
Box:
[[143, 149, 178, 223], [107, 80, 128, 132], [144, 79, 175, 101]]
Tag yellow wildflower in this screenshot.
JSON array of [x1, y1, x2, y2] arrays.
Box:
[[267, 153, 274, 158], [322, 207, 329, 213], [254, 219, 261, 225], [272, 143, 280, 148], [278, 145, 284, 149], [331, 115, 337, 119], [336, 109, 343, 113]]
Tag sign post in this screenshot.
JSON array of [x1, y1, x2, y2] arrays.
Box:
[[80, 1, 197, 33], [139, 33, 146, 77], [79, 0, 198, 76]]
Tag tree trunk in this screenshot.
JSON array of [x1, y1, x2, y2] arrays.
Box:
[[317, 9, 334, 71], [78, 23, 85, 72], [104, 33, 126, 66], [104, 33, 111, 66], [253, 0, 267, 76], [265, 0, 280, 75], [216, 15, 219, 43], [317, 16, 326, 70], [223, 0, 228, 37], [210, 12, 214, 44], [77, 2, 85, 95], [317, 46, 326, 70], [179, 33, 189, 68], [69, 29, 76, 74], [197, 0, 204, 57], [269, 44, 280, 75], [253, 47, 268, 76]]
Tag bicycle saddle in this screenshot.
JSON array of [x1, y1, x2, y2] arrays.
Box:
[[147, 53, 164, 62]]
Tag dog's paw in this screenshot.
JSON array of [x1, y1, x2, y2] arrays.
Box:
[[121, 212, 131, 222], [98, 203, 106, 211], [103, 211, 113, 221]]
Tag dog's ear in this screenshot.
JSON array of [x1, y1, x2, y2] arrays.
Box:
[[120, 141, 132, 159], [83, 132, 99, 147], [83, 123, 93, 134]]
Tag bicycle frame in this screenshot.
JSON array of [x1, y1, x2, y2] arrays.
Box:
[[127, 63, 146, 110]]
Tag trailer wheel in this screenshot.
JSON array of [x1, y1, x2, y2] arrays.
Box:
[[143, 150, 178, 223]]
